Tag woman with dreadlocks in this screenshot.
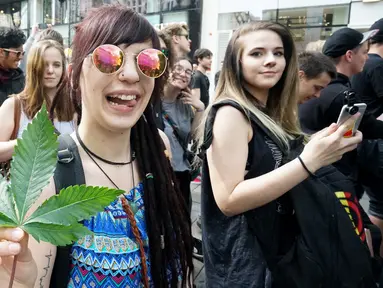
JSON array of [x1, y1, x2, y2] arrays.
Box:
[[0, 4, 193, 288]]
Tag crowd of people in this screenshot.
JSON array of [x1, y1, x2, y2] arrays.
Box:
[[0, 3, 382, 288]]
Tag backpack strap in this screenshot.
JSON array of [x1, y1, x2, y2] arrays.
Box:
[[50, 134, 85, 288], [53, 134, 85, 194]]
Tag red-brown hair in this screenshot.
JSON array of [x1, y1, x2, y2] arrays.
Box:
[[69, 5, 193, 287]]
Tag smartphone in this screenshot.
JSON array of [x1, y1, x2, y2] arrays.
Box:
[[336, 103, 367, 137], [38, 23, 48, 29]]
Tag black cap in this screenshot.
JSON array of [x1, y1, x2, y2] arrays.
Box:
[[323, 28, 378, 58], [370, 18, 383, 43]]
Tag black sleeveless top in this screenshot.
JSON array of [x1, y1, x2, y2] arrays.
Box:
[[200, 101, 296, 288]]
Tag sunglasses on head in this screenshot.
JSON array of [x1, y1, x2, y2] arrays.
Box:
[[177, 34, 189, 40], [90, 44, 168, 78], [2, 48, 25, 58]]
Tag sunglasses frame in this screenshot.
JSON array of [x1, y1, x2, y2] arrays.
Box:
[[2, 48, 25, 58], [90, 44, 167, 79]]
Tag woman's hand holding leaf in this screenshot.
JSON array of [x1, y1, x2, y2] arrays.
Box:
[[0, 105, 124, 287]]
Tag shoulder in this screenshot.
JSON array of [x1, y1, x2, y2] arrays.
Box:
[[213, 104, 252, 138], [0, 96, 19, 114]]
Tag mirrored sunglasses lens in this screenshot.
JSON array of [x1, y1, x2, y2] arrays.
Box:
[[92, 45, 124, 74], [137, 49, 167, 78]]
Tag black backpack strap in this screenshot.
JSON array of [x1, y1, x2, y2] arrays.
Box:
[[50, 134, 85, 288], [53, 134, 85, 194]]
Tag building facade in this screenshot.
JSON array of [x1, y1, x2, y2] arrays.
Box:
[[1, 0, 202, 56]]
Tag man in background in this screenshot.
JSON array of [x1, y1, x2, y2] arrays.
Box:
[[191, 48, 213, 108], [0, 27, 26, 105], [163, 23, 191, 59]]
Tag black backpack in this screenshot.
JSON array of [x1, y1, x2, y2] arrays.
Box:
[[50, 134, 85, 288], [200, 100, 376, 288]]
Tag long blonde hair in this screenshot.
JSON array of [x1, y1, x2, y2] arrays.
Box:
[[198, 21, 301, 148], [18, 40, 74, 121]]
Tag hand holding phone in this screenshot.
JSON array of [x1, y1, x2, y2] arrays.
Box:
[[336, 103, 366, 137]]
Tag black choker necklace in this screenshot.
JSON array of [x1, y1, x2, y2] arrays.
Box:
[[76, 129, 135, 166]]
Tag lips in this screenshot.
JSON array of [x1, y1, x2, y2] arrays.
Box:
[[106, 94, 140, 112]]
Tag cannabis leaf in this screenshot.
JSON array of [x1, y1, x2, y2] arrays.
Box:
[[10, 104, 58, 222], [0, 104, 124, 247]]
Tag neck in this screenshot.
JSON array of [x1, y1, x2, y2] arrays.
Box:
[[173, 47, 185, 59], [336, 63, 353, 78], [163, 84, 181, 102], [197, 65, 206, 74], [243, 82, 268, 106], [45, 87, 57, 102], [369, 45, 383, 58], [78, 111, 132, 163]]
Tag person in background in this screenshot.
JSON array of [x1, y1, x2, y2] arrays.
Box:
[[351, 19, 383, 118], [163, 23, 191, 59], [299, 28, 383, 201], [0, 27, 26, 106], [20, 25, 64, 73], [191, 48, 212, 109], [305, 40, 325, 52], [0, 40, 76, 163], [162, 57, 204, 214], [297, 51, 337, 103], [153, 29, 173, 131]]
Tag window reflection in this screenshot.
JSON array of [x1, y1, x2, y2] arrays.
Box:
[[0, 2, 26, 28]]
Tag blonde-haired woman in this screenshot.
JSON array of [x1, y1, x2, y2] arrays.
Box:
[[0, 40, 75, 163], [198, 21, 362, 287]]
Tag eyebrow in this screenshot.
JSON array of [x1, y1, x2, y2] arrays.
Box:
[[252, 46, 284, 50]]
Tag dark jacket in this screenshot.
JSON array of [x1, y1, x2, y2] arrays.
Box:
[[299, 72, 383, 197], [0, 67, 25, 105]]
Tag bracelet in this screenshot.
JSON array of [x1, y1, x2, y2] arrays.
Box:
[[297, 155, 316, 178], [196, 108, 204, 112]]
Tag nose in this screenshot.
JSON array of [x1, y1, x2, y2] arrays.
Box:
[[264, 52, 276, 66], [47, 65, 54, 73], [118, 56, 140, 83]]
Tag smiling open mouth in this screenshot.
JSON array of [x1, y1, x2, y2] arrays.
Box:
[[106, 94, 138, 107]]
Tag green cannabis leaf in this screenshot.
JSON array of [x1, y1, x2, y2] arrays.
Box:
[[0, 104, 123, 246]]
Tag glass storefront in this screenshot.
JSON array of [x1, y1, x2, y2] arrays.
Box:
[[0, 1, 28, 30], [263, 4, 350, 51], [40, 0, 202, 56]]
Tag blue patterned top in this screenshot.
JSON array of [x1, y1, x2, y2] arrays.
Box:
[[68, 183, 153, 288]]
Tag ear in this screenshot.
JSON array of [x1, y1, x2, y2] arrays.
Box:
[[172, 34, 180, 44], [345, 50, 353, 63], [298, 70, 305, 80]]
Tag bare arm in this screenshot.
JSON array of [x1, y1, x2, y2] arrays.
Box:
[[0, 97, 19, 162], [208, 106, 362, 217]]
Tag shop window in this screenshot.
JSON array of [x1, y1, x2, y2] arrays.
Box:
[[0, 1, 27, 29], [263, 5, 349, 27], [161, 0, 197, 12], [291, 26, 346, 52]]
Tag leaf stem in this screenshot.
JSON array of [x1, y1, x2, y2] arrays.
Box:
[[8, 255, 17, 288]]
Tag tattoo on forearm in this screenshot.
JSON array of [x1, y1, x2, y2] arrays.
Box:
[[39, 250, 52, 288]]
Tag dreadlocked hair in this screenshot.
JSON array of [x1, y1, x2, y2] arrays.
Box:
[[121, 197, 149, 288], [132, 103, 194, 287]]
